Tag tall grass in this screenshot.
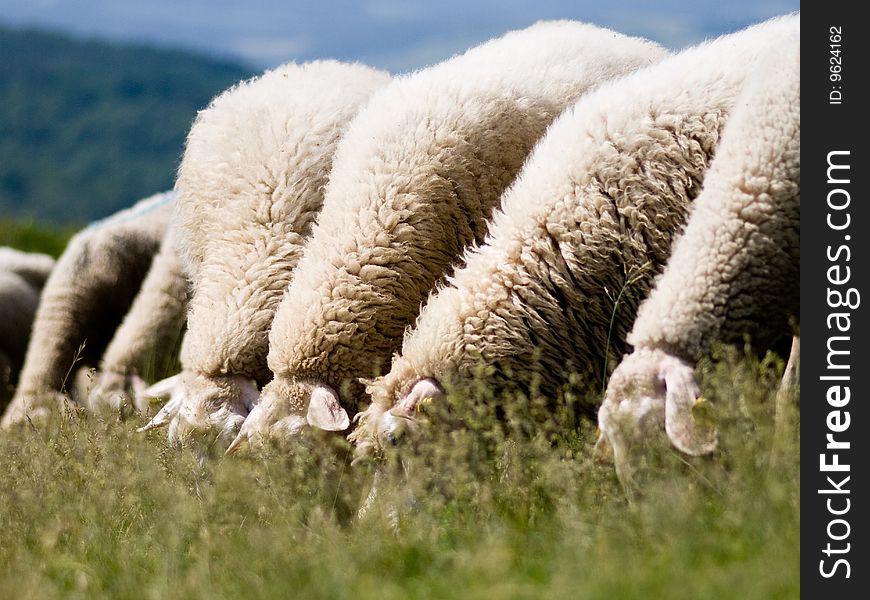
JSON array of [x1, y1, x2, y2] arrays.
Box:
[[0, 348, 799, 599]]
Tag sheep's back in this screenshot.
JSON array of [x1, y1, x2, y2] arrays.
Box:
[[268, 21, 668, 396], [371, 14, 800, 410]]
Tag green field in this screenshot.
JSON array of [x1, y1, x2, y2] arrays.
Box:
[[0, 348, 799, 599]]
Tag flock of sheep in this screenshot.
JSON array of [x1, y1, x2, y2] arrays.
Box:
[[0, 14, 799, 488]]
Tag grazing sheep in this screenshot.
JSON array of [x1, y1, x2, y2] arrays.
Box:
[[347, 14, 800, 462], [0, 248, 55, 408], [596, 37, 800, 486], [1, 191, 174, 428], [0, 247, 55, 290], [229, 21, 667, 451], [138, 60, 390, 445], [86, 226, 190, 414]]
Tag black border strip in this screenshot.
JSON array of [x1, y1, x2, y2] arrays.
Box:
[[802, 4, 868, 595]]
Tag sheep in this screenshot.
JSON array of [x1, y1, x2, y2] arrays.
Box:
[[596, 36, 800, 486], [346, 14, 800, 463], [0, 272, 38, 409], [228, 21, 668, 452], [85, 226, 190, 414], [1, 191, 174, 428], [0, 248, 55, 408], [137, 60, 391, 445], [0, 247, 55, 290]]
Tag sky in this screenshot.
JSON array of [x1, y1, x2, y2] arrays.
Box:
[[0, 0, 799, 72]]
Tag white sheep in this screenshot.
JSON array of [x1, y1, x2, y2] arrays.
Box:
[[138, 60, 390, 445], [1, 191, 174, 428], [597, 35, 800, 486], [0, 248, 55, 407], [229, 21, 668, 451], [85, 226, 190, 414], [0, 247, 54, 290], [347, 14, 800, 462]]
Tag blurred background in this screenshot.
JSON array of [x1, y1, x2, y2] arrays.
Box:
[[0, 0, 799, 235]]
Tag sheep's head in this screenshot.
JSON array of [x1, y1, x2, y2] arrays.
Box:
[[375, 378, 445, 450], [351, 377, 445, 527], [351, 377, 446, 466], [137, 371, 258, 448], [226, 376, 350, 454], [597, 348, 717, 486]]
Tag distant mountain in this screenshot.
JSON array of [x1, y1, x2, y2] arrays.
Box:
[[0, 26, 254, 225]]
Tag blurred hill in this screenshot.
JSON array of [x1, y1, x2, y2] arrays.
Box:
[[0, 25, 253, 226]]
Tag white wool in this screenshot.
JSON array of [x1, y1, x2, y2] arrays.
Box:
[[351, 14, 799, 460], [140, 61, 389, 443], [86, 225, 190, 414], [599, 25, 800, 484], [0, 247, 54, 290], [234, 20, 667, 449], [1, 191, 174, 427]]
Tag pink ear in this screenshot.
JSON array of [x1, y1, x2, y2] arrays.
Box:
[[306, 384, 350, 431], [662, 360, 717, 456], [391, 378, 444, 418]]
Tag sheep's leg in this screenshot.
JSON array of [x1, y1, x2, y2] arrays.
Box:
[[138, 372, 258, 450], [356, 466, 385, 522], [1, 192, 173, 429], [136, 374, 185, 431], [88, 231, 189, 415], [771, 335, 799, 467], [775, 335, 800, 420]]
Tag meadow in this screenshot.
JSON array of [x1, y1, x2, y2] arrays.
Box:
[[0, 347, 799, 599]]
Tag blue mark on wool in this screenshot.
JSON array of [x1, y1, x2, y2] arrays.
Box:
[[82, 190, 176, 233]]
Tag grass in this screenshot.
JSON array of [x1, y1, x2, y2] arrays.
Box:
[[0, 348, 799, 599], [0, 217, 76, 258]]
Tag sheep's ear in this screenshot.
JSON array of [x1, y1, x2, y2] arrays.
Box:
[[390, 378, 444, 418], [307, 385, 350, 431], [662, 361, 717, 456]]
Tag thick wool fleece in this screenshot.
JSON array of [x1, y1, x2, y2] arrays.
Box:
[[351, 14, 800, 458], [178, 61, 388, 380], [0, 250, 55, 408], [1, 191, 174, 427], [625, 58, 800, 360], [142, 60, 389, 442], [87, 226, 190, 413], [598, 33, 800, 482], [242, 21, 667, 444]]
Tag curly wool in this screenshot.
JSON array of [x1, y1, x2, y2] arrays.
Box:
[[174, 60, 389, 385], [136, 61, 389, 442], [261, 21, 667, 420], [598, 27, 800, 481], [626, 52, 800, 360], [352, 14, 800, 458], [1, 191, 174, 426]]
